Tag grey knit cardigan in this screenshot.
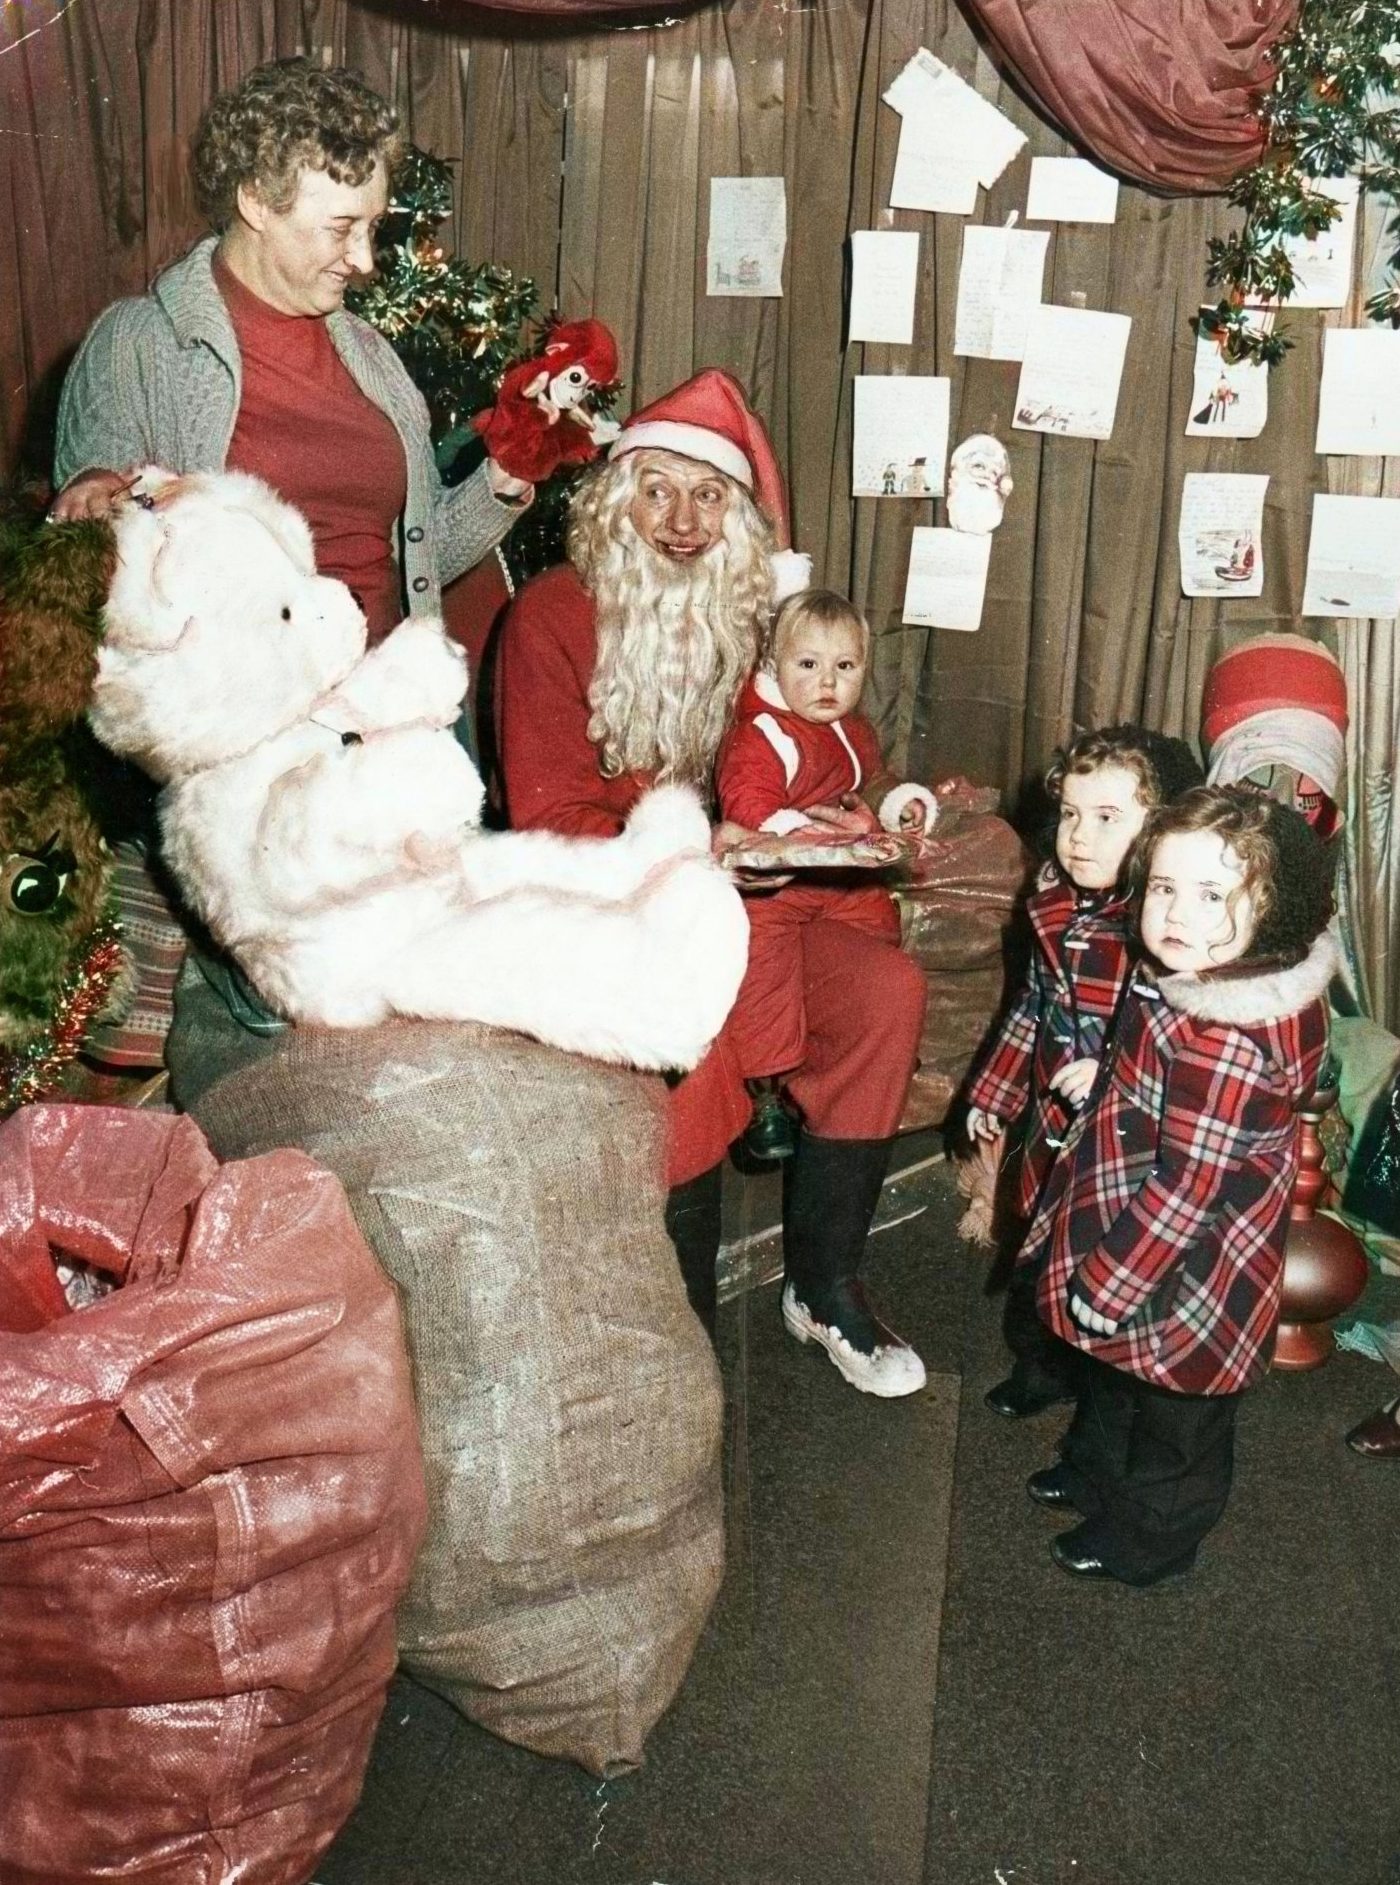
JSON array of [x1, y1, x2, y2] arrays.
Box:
[[55, 236, 516, 615]]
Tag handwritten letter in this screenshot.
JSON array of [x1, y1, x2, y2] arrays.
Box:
[[849, 231, 920, 345], [901, 526, 993, 631], [1178, 473, 1269, 598], [953, 225, 1049, 361]]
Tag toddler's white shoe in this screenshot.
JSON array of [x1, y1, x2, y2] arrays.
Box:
[[781, 1279, 927, 1399]]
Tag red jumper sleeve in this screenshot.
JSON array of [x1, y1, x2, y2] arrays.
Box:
[[715, 722, 800, 831]]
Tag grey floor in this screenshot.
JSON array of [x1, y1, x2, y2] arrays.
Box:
[[317, 1162, 1400, 1885]]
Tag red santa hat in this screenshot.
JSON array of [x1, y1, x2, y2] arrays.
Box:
[[1201, 632, 1348, 750], [1202, 632, 1349, 826], [609, 369, 812, 601]]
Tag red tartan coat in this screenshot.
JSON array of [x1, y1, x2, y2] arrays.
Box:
[[966, 865, 1134, 1218], [1024, 932, 1335, 1396]]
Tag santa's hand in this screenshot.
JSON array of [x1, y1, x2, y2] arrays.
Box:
[[712, 820, 793, 888], [803, 796, 881, 838], [966, 1106, 1003, 1143], [1049, 1057, 1100, 1108], [47, 467, 144, 523], [898, 799, 928, 833], [485, 459, 535, 506], [1067, 1282, 1118, 1338]]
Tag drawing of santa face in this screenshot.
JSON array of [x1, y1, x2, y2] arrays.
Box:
[[947, 434, 1013, 534]]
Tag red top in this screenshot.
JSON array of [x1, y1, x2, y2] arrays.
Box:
[[215, 254, 408, 644], [715, 675, 885, 832]]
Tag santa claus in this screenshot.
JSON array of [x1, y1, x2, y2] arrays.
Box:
[[496, 370, 928, 1398]]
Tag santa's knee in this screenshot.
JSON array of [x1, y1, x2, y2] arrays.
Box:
[[870, 948, 927, 1051]]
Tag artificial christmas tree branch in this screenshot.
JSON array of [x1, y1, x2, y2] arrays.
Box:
[[1202, 0, 1400, 366]]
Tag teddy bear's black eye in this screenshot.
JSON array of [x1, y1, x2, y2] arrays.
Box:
[[281, 606, 292, 622], [3, 855, 70, 916]]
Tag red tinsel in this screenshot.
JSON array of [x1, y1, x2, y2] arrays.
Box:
[[0, 923, 124, 1115]]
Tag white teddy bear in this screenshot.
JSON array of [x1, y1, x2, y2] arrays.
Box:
[[89, 468, 749, 1073]]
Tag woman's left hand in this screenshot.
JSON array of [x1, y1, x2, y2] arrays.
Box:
[[485, 459, 534, 506]]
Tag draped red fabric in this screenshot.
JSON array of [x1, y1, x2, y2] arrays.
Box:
[[421, 1, 701, 16], [960, 0, 1299, 193]]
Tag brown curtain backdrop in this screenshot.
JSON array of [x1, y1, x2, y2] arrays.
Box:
[[1, 0, 1395, 1024], [958, 0, 1298, 193]]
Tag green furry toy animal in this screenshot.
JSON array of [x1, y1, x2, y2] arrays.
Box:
[[0, 503, 135, 1109]]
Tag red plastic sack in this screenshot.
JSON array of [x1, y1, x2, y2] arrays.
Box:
[[0, 1104, 427, 1885]]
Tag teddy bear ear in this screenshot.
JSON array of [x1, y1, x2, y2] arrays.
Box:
[[213, 470, 316, 574], [102, 503, 191, 653]]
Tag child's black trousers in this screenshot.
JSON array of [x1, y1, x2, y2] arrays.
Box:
[[1056, 1353, 1240, 1581]]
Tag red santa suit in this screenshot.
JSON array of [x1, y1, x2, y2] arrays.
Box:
[[495, 565, 929, 1185], [715, 671, 934, 1082]]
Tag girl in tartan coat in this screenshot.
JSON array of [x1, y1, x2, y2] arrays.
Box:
[[1022, 787, 1336, 1587], [965, 728, 1204, 1420]]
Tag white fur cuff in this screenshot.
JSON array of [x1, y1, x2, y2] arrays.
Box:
[[761, 809, 809, 835], [878, 783, 939, 833]]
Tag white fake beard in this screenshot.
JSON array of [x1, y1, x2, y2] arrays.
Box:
[[946, 477, 1007, 535], [589, 537, 761, 784]]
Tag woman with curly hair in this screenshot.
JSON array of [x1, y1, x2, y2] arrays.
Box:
[[50, 58, 529, 634], [47, 59, 532, 1074]]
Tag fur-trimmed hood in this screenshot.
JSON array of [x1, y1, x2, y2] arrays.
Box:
[[1157, 929, 1338, 1027]]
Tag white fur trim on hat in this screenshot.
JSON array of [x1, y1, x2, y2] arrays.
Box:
[[771, 549, 813, 604], [610, 421, 753, 488], [878, 783, 939, 832], [1205, 709, 1346, 804]]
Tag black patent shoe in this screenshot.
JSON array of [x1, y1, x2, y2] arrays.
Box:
[[984, 1374, 1074, 1420], [1026, 1466, 1079, 1514], [1050, 1527, 1195, 1587]]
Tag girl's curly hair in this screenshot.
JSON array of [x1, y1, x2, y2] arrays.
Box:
[[1045, 724, 1203, 810], [192, 59, 405, 230], [1130, 783, 1335, 969]]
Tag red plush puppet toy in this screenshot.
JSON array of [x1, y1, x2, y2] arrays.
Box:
[[472, 319, 621, 485]]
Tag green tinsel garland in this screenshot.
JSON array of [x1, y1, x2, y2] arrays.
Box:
[[1203, 0, 1400, 365], [348, 146, 616, 581]]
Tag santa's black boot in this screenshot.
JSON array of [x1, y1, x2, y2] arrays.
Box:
[[780, 1134, 926, 1398], [664, 1163, 722, 1341]]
